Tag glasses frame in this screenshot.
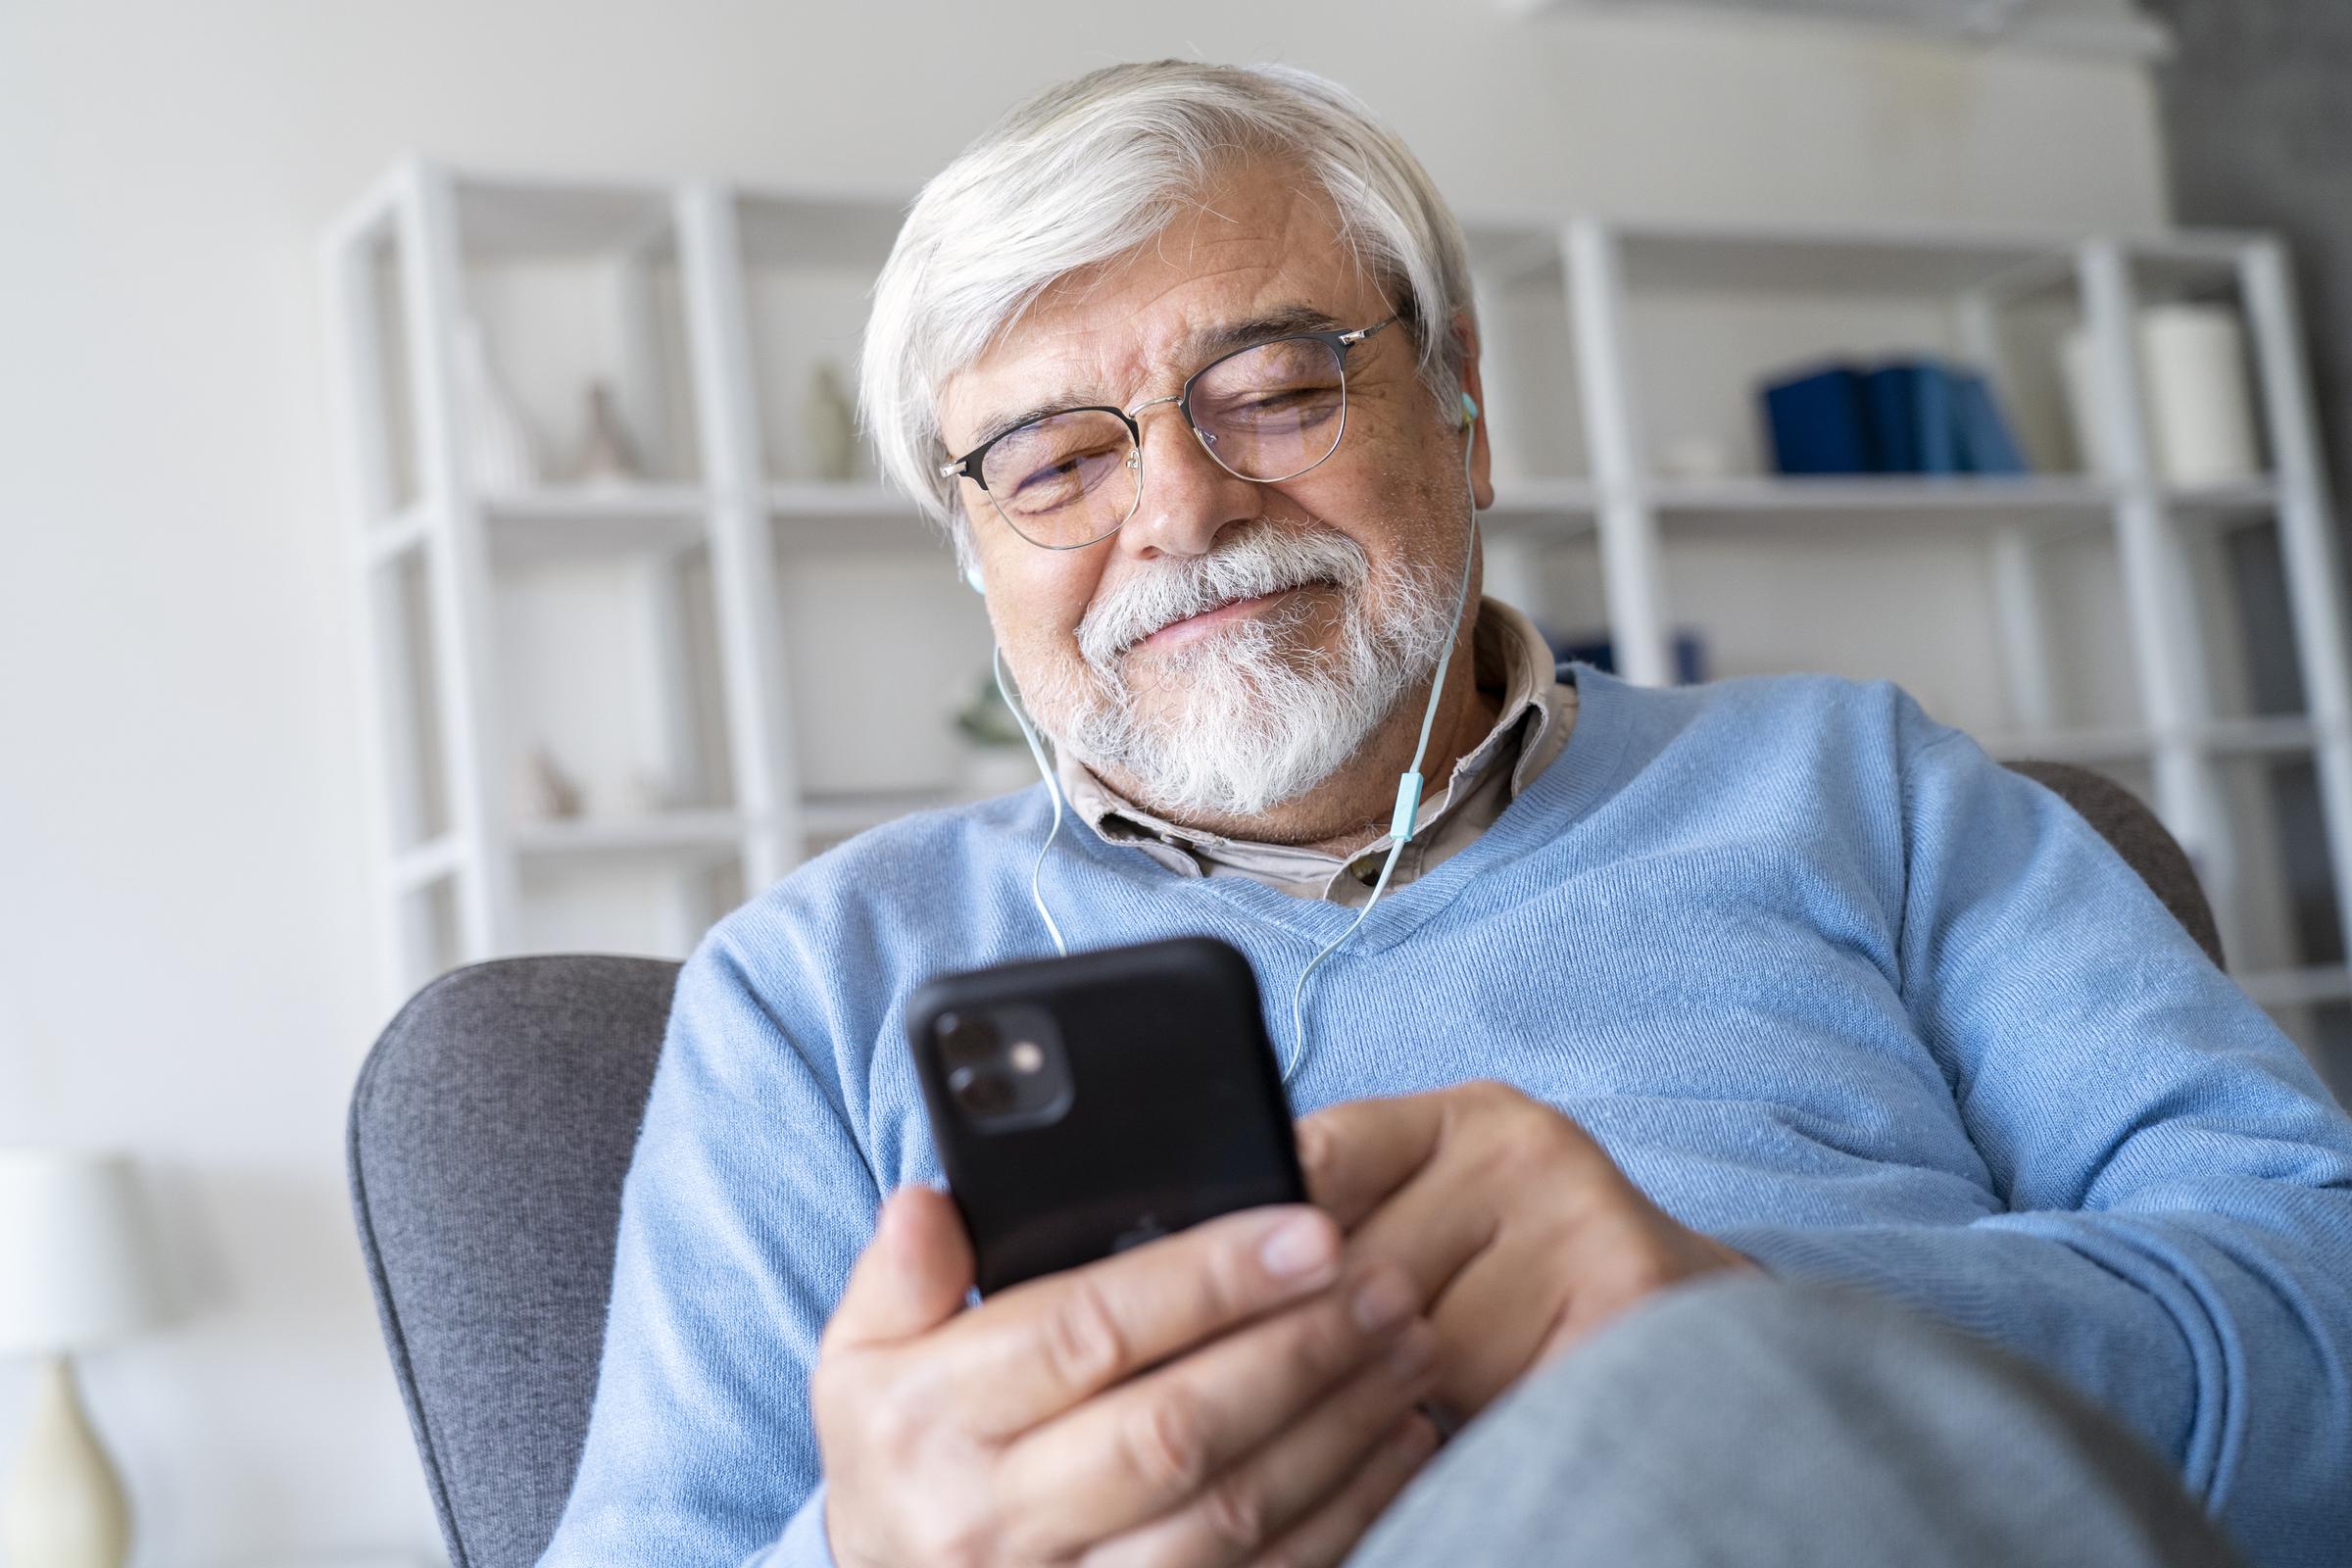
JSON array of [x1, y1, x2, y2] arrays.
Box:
[[939, 315, 1400, 550]]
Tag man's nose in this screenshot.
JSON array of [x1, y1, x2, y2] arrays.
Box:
[[1117, 400, 1263, 561]]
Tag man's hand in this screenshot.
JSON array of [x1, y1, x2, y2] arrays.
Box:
[[1299, 1081, 1758, 1422], [812, 1188, 1441, 1568]]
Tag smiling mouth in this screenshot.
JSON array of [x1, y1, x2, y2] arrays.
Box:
[[1132, 583, 1318, 654]]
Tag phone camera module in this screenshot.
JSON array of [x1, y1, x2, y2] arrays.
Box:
[[928, 1003, 1069, 1132], [935, 1010, 1000, 1069], [949, 1064, 1016, 1116]]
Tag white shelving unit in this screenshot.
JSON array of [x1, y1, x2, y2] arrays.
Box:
[[1469, 214, 2352, 1037], [323, 163, 2352, 1062]]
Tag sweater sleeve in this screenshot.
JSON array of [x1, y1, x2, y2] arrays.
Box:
[[1717, 703, 2352, 1568], [535, 922, 870, 1568]]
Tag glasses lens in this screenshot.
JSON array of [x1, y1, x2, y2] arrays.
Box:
[[977, 409, 1137, 547], [1188, 336, 1348, 482]]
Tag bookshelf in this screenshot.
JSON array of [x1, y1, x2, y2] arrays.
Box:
[[322, 162, 2352, 1067]]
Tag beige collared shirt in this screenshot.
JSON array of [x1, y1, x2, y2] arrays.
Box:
[[1054, 598, 1578, 906]]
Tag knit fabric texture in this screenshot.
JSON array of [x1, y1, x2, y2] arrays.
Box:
[[537, 665, 2352, 1568]]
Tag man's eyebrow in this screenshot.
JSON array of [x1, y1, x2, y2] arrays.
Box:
[[1186, 304, 1350, 361], [958, 304, 1355, 455]]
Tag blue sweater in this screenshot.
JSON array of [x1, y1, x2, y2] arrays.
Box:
[[538, 666, 2352, 1568]]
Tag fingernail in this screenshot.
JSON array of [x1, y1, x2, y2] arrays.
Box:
[[1385, 1321, 1435, 1380], [1351, 1269, 1417, 1335], [1259, 1212, 1339, 1281]]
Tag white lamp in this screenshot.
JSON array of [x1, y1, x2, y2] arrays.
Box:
[[0, 1150, 170, 1568]]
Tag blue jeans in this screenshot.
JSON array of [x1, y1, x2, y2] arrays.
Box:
[[1348, 1275, 2243, 1567]]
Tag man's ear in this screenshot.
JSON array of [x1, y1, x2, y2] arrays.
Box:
[[1451, 311, 1494, 512]]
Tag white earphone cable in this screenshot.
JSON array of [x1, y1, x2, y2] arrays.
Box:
[[993, 644, 1070, 956], [1280, 414, 1481, 1084]]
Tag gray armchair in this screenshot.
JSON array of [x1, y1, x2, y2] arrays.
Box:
[[346, 761, 2224, 1568]]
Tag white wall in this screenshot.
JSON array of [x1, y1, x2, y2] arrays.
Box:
[[0, 3, 2168, 1563]]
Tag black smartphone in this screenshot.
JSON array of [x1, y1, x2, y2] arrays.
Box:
[[905, 935, 1306, 1297]]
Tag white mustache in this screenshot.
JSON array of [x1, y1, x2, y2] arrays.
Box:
[[1075, 525, 1370, 668]]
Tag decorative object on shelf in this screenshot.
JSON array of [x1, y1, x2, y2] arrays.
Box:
[[2061, 305, 2261, 484], [453, 318, 540, 494], [954, 672, 1044, 798], [521, 745, 587, 820], [954, 672, 1027, 750], [804, 361, 859, 481], [569, 381, 644, 487], [1657, 434, 1737, 481], [0, 1149, 172, 1568], [1761, 357, 2027, 477]]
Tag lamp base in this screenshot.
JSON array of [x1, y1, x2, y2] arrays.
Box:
[[2, 1352, 131, 1568]]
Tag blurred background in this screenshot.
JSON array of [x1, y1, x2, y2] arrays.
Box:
[[2, 2, 2347, 1564]]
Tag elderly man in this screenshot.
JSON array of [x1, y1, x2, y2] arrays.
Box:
[[538, 62, 2352, 1568]]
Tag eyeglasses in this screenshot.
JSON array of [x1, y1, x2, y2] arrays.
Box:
[[939, 316, 1399, 550]]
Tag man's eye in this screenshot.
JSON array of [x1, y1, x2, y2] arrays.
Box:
[[1222, 385, 1343, 422]]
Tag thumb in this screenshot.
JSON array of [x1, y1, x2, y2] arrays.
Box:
[[828, 1185, 975, 1347]]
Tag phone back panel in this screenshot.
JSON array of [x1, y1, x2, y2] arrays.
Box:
[[906, 936, 1304, 1296]]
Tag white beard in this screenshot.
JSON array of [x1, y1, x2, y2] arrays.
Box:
[[1023, 521, 1462, 818]]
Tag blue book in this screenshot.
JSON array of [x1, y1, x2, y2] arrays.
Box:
[[1553, 631, 1707, 686], [1952, 371, 2029, 474], [1913, 360, 1961, 474], [1863, 365, 1920, 473], [1763, 365, 1872, 474]]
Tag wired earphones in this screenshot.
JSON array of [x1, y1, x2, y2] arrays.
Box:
[[975, 389, 1485, 1087]]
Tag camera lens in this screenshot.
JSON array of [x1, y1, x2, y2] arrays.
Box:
[[935, 1010, 1000, 1069], [949, 1064, 1016, 1116]]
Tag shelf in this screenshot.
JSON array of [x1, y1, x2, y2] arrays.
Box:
[[1613, 220, 2080, 298], [2235, 964, 2352, 1010], [514, 809, 745, 859], [1985, 716, 2330, 766], [2166, 478, 2279, 528], [483, 486, 710, 563], [1984, 726, 2155, 767], [769, 485, 950, 554], [768, 481, 917, 516], [2203, 716, 2322, 758], [1651, 475, 2115, 536], [801, 788, 957, 838]]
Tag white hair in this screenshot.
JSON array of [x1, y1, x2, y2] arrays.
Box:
[[858, 60, 1477, 567]]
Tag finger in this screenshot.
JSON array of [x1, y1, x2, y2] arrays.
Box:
[[999, 1261, 1425, 1555], [1080, 1320, 1438, 1568], [1297, 1093, 1448, 1230], [1418, 1225, 1580, 1416], [945, 1204, 1345, 1440], [1338, 1135, 1508, 1307], [823, 1186, 975, 1348], [1252, 1412, 1441, 1568]]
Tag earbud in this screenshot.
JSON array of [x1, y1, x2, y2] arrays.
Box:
[[1459, 391, 1480, 428], [963, 561, 986, 595]]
